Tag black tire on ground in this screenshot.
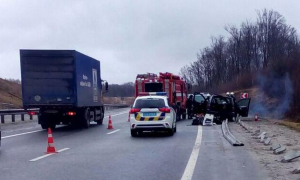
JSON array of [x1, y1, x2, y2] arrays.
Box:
[[96, 107, 104, 125], [100, 106, 104, 121], [49, 123, 56, 130], [176, 112, 181, 121], [215, 120, 222, 125], [182, 113, 186, 120], [41, 124, 48, 130], [168, 127, 174, 136], [131, 130, 138, 137], [174, 125, 177, 133], [39, 115, 56, 129], [82, 108, 91, 129], [228, 116, 234, 122], [96, 119, 103, 125]]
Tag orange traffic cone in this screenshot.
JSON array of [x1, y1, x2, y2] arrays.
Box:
[[127, 113, 130, 122], [108, 115, 114, 129], [46, 128, 57, 154]]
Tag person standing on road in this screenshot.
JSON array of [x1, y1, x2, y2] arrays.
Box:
[[186, 95, 193, 119]]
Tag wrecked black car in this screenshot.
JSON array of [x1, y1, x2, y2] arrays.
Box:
[[192, 93, 251, 124]]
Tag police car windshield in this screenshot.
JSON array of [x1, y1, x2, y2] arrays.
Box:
[[134, 98, 165, 109]]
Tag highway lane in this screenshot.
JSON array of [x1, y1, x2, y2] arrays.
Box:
[[0, 108, 267, 180], [0, 108, 129, 137]]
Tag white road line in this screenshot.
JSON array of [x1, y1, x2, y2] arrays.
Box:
[[29, 154, 53, 162], [29, 148, 70, 162], [106, 129, 121, 134], [57, 148, 70, 153], [181, 126, 203, 180], [3, 111, 128, 140], [2, 130, 45, 139]]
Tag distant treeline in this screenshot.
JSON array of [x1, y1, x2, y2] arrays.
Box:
[[105, 82, 135, 97], [180, 9, 300, 120]]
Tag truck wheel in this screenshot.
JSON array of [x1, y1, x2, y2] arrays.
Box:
[[82, 108, 91, 129], [41, 123, 56, 130], [182, 113, 186, 120], [100, 107, 104, 121], [176, 111, 181, 121], [96, 118, 103, 125], [41, 124, 48, 130], [131, 130, 138, 137], [49, 123, 56, 130], [96, 107, 104, 125]]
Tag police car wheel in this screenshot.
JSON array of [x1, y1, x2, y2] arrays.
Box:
[[174, 126, 177, 133], [168, 128, 174, 136], [131, 130, 138, 137]]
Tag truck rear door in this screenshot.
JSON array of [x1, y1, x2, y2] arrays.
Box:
[[21, 50, 76, 107]]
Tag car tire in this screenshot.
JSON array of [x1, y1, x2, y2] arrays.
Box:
[[131, 129, 138, 137], [168, 128, 174, 136], [215, 120, 222, 125], [174, 125, 177, 133], [182, 113, 186, 120]]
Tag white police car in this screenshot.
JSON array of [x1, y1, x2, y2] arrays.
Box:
[[129, 92, 176, 137]]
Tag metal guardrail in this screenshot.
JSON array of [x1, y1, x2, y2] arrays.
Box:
[[221, 119, 244, 146], [0, 108, 39, 123], [0, 104, 130, 124]]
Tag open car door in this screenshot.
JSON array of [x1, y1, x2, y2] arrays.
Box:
[[236, 98, 251, 117], [192, 93, 207, 115]]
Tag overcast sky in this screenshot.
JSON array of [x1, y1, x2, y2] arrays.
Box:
[[0, 0, 299, 84]]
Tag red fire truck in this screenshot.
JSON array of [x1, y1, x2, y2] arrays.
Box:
[[135, 72, 188, 119]]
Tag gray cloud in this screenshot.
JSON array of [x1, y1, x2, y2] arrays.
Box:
[[1, 0, 300, 83]]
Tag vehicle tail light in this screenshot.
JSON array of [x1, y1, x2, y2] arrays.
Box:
[[159, 107, 171, 113], [130, 108, 140, 114], [67, 111, 76, 116], [28, 111, 36, 115]]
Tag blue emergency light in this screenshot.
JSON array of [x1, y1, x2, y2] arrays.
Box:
[[139, 92, 167, 96]]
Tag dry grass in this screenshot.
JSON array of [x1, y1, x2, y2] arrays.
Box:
[[0, 78, 22, 108], [278, 120, 300, 132], [103, 97, 135, 106]]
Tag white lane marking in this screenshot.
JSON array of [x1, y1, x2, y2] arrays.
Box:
[[57, 148, 70, 153], [181, 126, 203, 180], [3, 111, 128, 140], [29, 148, 70, 162], [2, 130, 44, 139], [106, 129, 121, 134]]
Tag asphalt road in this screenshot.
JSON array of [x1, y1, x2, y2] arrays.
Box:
[[0, 108, 267, 180]]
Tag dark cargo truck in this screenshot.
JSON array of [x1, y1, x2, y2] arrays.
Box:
[[20, 50, 108, 129]]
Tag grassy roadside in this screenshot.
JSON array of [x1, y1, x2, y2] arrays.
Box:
[[278, 120, 300, 132]]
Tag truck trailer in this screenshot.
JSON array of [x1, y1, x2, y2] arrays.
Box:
[[20, 50, 107, 129]]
